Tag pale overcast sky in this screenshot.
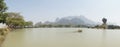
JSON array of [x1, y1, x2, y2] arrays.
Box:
[[5, 0, 120, 25]]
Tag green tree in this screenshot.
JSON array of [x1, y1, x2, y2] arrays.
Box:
[[5, 12, 25, 28], [0, 0, 8, 23], [0, 0, 7, 12], [24, 21, 33, 27]]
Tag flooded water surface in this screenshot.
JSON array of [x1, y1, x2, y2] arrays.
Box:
[[2, 28, 120, 47]]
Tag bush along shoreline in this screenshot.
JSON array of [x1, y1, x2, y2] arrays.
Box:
[[0, 26, 10, 46]]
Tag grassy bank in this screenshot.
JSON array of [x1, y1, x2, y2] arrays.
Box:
[[0, 28, 10, 46]]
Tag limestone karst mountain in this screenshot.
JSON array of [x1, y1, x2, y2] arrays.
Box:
[[35, 16, 97, 27]]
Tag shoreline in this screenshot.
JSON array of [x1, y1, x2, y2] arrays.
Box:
[[0, 28, 10, 46]]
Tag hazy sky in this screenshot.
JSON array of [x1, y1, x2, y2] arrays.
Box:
[[5, 0, 120, 25]]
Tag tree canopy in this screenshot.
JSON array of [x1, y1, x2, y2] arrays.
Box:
[[0, 0, 8, 23], [4, 12, 33, 28], [5, 12, 25, 28], [0, 0, 33, 28], [24, 21, 33, 27], [0, 0, 7, 12]]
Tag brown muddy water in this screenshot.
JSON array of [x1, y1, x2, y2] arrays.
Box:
[[2, 28, 120, 47]]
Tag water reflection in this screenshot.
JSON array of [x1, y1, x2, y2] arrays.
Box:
[[101, 29, 107, 47]]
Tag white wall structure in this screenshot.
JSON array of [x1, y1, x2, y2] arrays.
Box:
[[0, 23, 7, 28]]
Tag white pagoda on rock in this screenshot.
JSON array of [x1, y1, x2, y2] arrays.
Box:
[[101, 18, 107, 29]]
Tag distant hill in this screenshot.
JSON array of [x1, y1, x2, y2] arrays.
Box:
[[35, 16, 97, 27], [54, 16, 97, 26]]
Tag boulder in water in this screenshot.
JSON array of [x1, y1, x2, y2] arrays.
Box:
[[78, 29, 82, 32]]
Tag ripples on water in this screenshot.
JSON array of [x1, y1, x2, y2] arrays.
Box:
[[2, 28, 120, 47]]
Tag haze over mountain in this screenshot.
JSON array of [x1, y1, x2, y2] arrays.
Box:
[[54, 16, 97, 26], [35, 16, 97, 27]]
